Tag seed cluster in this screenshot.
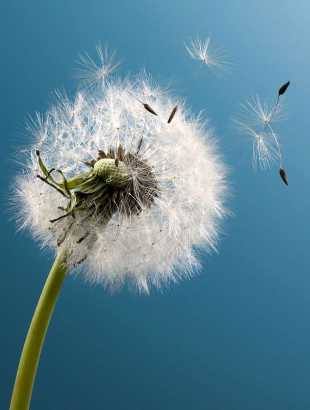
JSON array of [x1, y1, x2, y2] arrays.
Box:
[[37, 139, 161, 249], [83, 142, 160, 218]]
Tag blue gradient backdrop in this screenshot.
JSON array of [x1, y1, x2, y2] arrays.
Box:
[[1, 1, 310, 409]]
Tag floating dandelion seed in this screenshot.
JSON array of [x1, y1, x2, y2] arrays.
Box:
[[167, 35, 233, 123], [232, 81, 291, 184], [233, 95, 289, 127], [233, 123, 280, 171], [76, 44, 157, 117], [134, 69, 175, 100], [75, 42, 120, 88], [185, 35, 233, 76]]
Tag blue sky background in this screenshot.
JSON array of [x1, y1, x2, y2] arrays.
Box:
[[1, 0, 310, 409]]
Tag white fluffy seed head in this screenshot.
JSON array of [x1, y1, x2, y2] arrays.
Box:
[[14, 48, 230, 294]]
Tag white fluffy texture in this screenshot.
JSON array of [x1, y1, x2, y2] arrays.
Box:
[[185, 35, 233, 76], [234, 95, 289, 126], [14, 69, 230, 294], [75, 43, 120, 89], [232, 95, 289, 170]]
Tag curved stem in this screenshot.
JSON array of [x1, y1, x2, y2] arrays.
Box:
[[9, 251, 68, 410]]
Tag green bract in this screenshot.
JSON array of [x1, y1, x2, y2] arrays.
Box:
[[35, 151, 133, 243]]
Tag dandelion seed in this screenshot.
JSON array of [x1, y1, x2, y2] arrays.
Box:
[[134, 69, 175, 100], [232, 82, 291, 182], [185, 35, 233, 76], [167, 35, 233, 123], [143, 103, 157, 116], [76, 45, 158, 117], [75, 43, 120, 88], [234, 95, 289, 127], [232, 121, 279, 170], [167, 106, 177, 123]]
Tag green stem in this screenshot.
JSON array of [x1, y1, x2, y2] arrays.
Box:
[[9, 251, 68, 410]]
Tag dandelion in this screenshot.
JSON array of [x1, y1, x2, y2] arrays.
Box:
[[167, 35, 233, 123], [232, 81, 290, 183], [10, 45, 230, 410]]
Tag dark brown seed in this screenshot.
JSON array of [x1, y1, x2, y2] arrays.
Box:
[[89, 159, 96, 167], [98, 149, 107, 159], [117, 145, 124, 160], [112, 190, 118, 202], [83, 161, 94, 168], [278, 81, 290, 96], [107, 147, 115, 159], [279, 168, 289, 185], [143, 103, 157, 116], [115, 158, 119, 167], [35, 150, 40, 156], [136, 136, 143, 153], [167, 106, 177, 123]]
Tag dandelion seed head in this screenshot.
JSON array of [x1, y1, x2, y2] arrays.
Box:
[[14, 48, 230, 294]]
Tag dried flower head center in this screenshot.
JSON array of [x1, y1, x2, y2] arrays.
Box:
[[36, 142, 160, 248], [83, 144, 160, 216], [93, 158, 131, 189]]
